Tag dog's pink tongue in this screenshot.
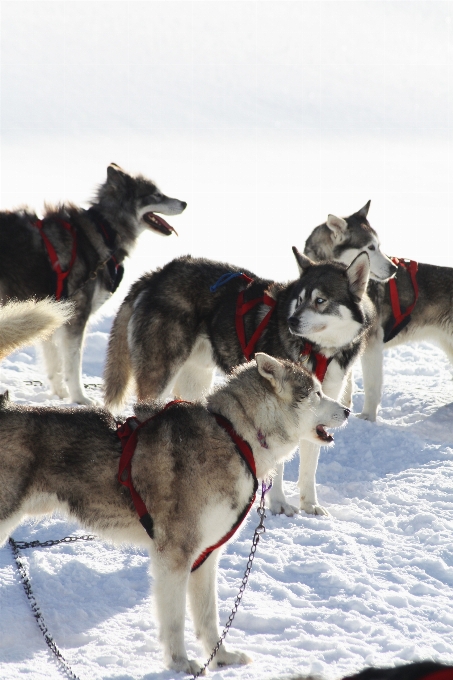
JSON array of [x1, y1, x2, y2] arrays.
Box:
[[316, 425, 333, 443], [143, 212, 178, 236]]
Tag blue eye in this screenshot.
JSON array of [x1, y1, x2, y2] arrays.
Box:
[[316, 298, 325, 305]]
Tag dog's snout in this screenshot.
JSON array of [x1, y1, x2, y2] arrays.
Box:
[[288, 316, 299, 330], [344, 407, 350, 418], [180, 201, 187, 210]]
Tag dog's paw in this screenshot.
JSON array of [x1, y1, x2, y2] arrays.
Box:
[[356, 411, 377, 422], [300, 500, 329, 516], [268, 498, 299, 517], [52, 385, 70, 399], [73, 394, 99, 407], [168, 657, 204, 675], [211, 649, 252, 668]]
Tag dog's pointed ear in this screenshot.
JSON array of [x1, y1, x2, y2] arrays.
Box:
[[356, 200, 371, 219], [346, 252, 370, 301], [326, 214, 348, 237], [107, 163, 128, 186], [255, 353, 285, 391], [293, 246, 314, 276]]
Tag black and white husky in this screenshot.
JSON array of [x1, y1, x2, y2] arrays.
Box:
[[305, 201, 453, 421], [104, 251, 374, 515], [0, 164, 186, 404]]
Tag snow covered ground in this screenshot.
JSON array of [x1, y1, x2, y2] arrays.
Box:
[[1, 2, 453, 678], [0, 331, 452, 680]]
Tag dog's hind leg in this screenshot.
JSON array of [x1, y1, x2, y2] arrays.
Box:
[[298, 440, 327, 516], [173, 336, 216, 401], [151, 557, 202, 674], [267, 463, 299, 517], [131, 312, 199, 403], [188, 550, 252, 667], [41, 328, 70, 399]]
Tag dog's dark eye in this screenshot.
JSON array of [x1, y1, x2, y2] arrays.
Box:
[[316, 391, 321, 397], [368, 245, 376, 251]]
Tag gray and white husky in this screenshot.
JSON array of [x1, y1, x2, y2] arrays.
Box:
[[0, 354, 348, 673], [305, 201, 453, 421], [104, 251, 373, 516], [0, 164, 186, 405]]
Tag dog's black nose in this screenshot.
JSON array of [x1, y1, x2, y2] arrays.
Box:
[[288, 316, 299, 330], [344, 408, 350, 418], [181, 201, 187, 210]]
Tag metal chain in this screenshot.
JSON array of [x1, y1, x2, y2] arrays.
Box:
[[8, 535, 95, 680], [192, 484, 268, 679], [8, 490, 267, 680]]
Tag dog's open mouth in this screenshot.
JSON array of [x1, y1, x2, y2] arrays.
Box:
[[316, 424, 334, 443], [142, 212, 178, 236]]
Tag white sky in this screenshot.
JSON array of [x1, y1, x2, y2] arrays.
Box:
[[1, 1, 453, 288]]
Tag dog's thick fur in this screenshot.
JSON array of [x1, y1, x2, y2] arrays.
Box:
[[0, 298, 73, 361], [104, 252, 372, 516], [0, 354, 348, 673], [304, 201, 453, 421], [0, 164, 186, 405]]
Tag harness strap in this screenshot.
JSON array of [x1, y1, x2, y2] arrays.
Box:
[[33, 219, 77, 301], [116, 402, 258, 572], [300, 341, 331, 383], [384, 257, 419, 343], [191, 413, 258, 572], [421, 670, 453, 680], [232, 274, 276, 361]]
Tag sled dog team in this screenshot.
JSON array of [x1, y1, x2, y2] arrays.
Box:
[[0, 165, 448, 673]]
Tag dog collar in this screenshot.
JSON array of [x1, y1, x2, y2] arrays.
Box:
[[116, 403, 258, 572], [85, 207, 124, 293]]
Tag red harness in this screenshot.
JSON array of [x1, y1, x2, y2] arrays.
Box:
[[300, 341, 330, 383], [33, 219, 77, 301], [211, 271, 329, 382], [235, 274, 276, 361], [116, 402, 258, 572], [384, 257, 419, 343]]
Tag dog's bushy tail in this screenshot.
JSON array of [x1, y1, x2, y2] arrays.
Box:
[[0, 298, 73, 361], [103, 299, 134, 410]]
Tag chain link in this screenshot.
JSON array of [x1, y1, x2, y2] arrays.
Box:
[[192, 485, 267, 679], [9, 490, 267, 680], [9, 535, 95, 680]]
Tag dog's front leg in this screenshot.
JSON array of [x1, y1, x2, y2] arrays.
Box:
[[266, 463, 299, 517], [62, 323, 95, 405], [41, 328, 69, 399], [298, 440, 327, 515], [359, 330, 384, 422], [188, 551, 252, 668], [153, 559, 201, 674]]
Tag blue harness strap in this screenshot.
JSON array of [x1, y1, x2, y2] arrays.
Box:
[[210, 271, 245, 292]]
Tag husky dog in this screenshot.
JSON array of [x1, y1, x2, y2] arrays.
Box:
[[104, 252, 373, 516], [0, 354, 349, 673], [0, 298, 73, 362], [304, 201, 453, 421], [0, 164, 186, 405]]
